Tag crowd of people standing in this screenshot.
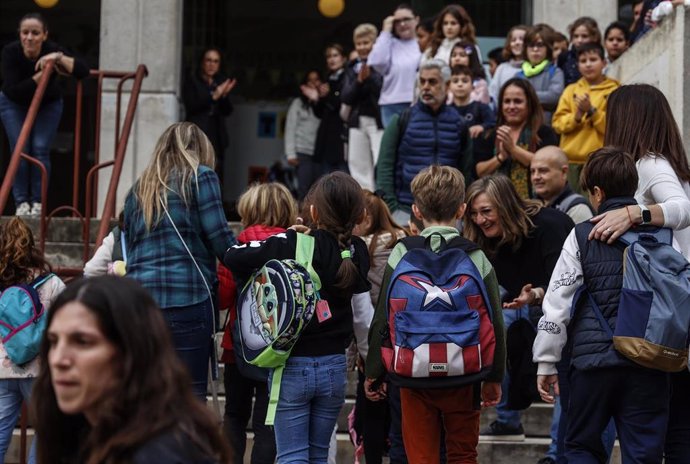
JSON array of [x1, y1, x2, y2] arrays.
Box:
[[1, 1, 690, 464]]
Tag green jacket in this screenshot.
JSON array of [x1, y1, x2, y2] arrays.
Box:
[[365, 226, 506, 383]]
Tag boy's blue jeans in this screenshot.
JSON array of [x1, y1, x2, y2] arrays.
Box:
[[0, 378, 37, 464], [270, 354, 347, 464]]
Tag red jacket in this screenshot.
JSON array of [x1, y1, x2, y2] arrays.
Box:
[[219, 224, 286, 363]]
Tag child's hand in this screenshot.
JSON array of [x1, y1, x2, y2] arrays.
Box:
[[469, 125, 484, 138], [537, 375, 559, 403], [357, 64, 371, 83], [575, 93, 592, 113], [481, 382, 501, 408], [503, 283, 542, 308], [300, 84, 319, 102], [364, 378, 388, 401]]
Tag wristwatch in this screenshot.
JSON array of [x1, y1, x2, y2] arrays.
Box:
[[639, 204, 652, 225]]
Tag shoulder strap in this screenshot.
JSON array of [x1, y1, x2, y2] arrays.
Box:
[[295, 233, 321, 292], [557, 192, 587, 213], [31, 273, 54, 289], [120, 230, 128, 263], [396, 107, 412, 149]]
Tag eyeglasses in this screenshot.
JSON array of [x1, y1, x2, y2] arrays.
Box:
[[393, 17, 415, 25], [205, 58, 220, 63], [528, 42, 546, 49]]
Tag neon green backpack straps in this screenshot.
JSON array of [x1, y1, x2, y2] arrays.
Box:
[[295, 232, 321, 292], [265, 232, 320, 425]]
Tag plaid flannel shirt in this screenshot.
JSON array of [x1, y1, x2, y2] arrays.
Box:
[[124, 166, 235, 308]]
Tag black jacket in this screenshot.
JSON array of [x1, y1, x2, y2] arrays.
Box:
[[340, 60, 383, 129], [313, 69, 347, 164], [183, 73, 233, 154]]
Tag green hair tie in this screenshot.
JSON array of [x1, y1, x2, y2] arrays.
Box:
[[340, 250, 352, 260]]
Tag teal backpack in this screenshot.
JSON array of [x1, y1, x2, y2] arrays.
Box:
[[0, 274, 54, 365], [236, 233, 321, 424]]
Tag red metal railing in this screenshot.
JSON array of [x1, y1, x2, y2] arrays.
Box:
[[0, 59, 148, 275]]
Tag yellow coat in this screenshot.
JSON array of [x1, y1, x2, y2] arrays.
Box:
[[552, 77, 620, 164]]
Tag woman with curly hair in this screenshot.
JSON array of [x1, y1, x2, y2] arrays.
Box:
[[425, 4, 479, 63], [32, 276, 231, 464], [0, 217, 65, 463]]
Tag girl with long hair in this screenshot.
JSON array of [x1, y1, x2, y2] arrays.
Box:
[[32, 276, 230, 464], [224, 172, 370, 463], [586, 84, 690, 463], [123, 122, 235, 399], [350, 190, 406, 464], [464, 175, 573, 441], [474, 78, 558, 198], [557, 17, 601, 85], [0, 13, 89, 216], [0, 217, 64, 464], [425, 4, 478, 63], [489, 25, 528, 104]]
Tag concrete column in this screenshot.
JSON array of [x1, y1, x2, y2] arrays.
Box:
[[531, 0, 617, 35], [97, 0, 183, 214]]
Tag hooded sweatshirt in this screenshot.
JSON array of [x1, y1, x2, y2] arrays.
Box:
[[552, 76, 620, 164]]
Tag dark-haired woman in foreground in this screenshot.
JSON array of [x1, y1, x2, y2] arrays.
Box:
[[32, 276, 231, 464]]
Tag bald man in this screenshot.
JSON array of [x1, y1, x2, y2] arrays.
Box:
[[531, 146, 594, 224]]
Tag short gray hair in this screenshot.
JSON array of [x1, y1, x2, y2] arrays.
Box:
[[419, 59, 451, 83]]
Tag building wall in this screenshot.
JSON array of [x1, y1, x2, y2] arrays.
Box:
[[532, 0, 617, 35]]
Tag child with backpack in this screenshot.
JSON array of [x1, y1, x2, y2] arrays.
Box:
[[218, 182, 298, 464], [365, 165, 506, 463], [224, 172, 370, 463], [0, 217, 65, 463], [533, 147, 682, 463]]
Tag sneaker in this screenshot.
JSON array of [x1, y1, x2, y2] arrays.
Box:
[[30, 202, 41, 216], [15, 202, 31, 216], [537, 458, 556, 464], [479, 420, 525, 441]]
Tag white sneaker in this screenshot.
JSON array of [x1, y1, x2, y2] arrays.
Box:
[[15, 202, 31, 216], [30, 202, 42, 216]]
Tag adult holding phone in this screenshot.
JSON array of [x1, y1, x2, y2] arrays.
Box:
[[367, 5, 422, 127], [0, 12, 89, 216], [183, 47, 236, 185]]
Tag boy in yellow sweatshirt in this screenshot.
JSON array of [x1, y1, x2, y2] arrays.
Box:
[[552, 42, 619, 191]]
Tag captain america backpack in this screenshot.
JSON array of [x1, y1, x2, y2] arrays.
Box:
[[381, 234, 497, 388], [0, 274, 54, 365], [236, 233, 320, 424]]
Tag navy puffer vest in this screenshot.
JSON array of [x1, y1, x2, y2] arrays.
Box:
[[395, 102, 466, 207], [570, 198, 637, 371]]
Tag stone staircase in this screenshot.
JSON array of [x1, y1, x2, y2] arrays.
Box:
[[1, 216, 622, 463]]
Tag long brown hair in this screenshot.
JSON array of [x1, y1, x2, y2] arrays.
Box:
[[429, 4, 476, 57], [463, 175, 542, 255], [0, 217, 51, 288], [496, 78, 543, 149], [605, 84, 690, 183], [359, 190, 407, 262], [308, 172, 365, 290], [501, 25, 528, 61], [32, 277, 231, 464]]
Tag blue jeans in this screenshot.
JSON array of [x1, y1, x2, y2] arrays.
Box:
[[0, 378, 36, 464], [161, 299, 213, 400], [495, 306, 530, 428], [270, 355, 347, 464], [0, 92, 63, 204], [380, 103, 410, 128]]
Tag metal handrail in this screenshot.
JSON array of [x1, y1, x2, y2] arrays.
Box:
[[0, 59, 55, 214], [0, 61, 148, 276]]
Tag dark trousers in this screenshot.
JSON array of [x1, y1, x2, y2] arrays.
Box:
[[223, 363, 276, 464], [565, 367, 670, 463], [354, 371, 389, 464], [161, 299, 213, 400], [296, 153, 319, 200], [665, 369, 690, 463]]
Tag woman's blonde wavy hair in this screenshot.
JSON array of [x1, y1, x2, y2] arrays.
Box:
[[0, 217, 51, 288], [134, 122, 216, 230], [463, 175, 542, 256]]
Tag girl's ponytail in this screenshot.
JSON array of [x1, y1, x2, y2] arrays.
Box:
[[307, 172, 365, 291]]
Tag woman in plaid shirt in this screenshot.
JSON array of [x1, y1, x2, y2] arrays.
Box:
[[123, 122, 235, 399]]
